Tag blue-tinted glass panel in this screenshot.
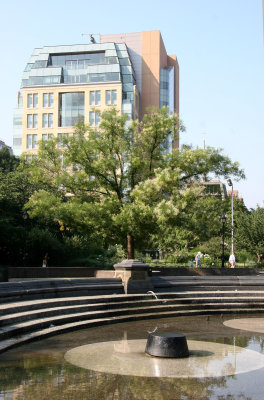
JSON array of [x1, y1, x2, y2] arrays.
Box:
[[42, 113, 48, 128], [27, 114, 32, 128], [89, 111, 95, 125], [27, 94, 32, 108], [33, 114, 38, 128], [43, 93, 48, 107], [33, 94, 38, 108], [32, 134, 37, 148], [95, 91, 101, 105], [49, 93, 54, 107], [48, 113, 53, 128], [50, 52, 105, 67], [95, 112, 100, 126], [90, 91, 95, 105], [59, 92, 84, 127], [26, 134, 32, 148], [106, 90, 111, 105], [112, 90, 117, 105]]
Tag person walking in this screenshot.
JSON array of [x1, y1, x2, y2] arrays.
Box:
[[195, 252, 202, 268], [229, 253, 236, 268]]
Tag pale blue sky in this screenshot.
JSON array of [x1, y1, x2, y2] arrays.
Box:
[[1, 0, 263, 209]]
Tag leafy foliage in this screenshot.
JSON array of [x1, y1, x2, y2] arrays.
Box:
[[25, 107, 244, 259]]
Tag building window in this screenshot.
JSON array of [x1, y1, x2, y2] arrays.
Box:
[[27, 114, 38, 128], [26, 134, 37, 149], [33, 94, 38, 107], [43, 93, 54, 107], [106, 90, 117, 105], [42, 113, 53, 128], [42, 133, 53, 141], [27, 94, 38, 108], [27, 94, 32, 108], [33, 114, 38, 128], [58, 133, 68, 148], [96, 91, 101, 105], [90, 90, 101, 105], [89, 111, 100, 126], [59, 92, 84, 127], [89, 91, 95, 105]]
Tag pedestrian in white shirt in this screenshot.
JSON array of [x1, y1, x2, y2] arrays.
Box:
[[229, 253, 236, 268]]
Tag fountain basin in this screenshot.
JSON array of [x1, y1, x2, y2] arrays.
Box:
[[145, 332, 189, 358]]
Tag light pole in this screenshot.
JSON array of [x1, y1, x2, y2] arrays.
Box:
[[227, 179, 234, 254], [221, 214, 227, 268], [22, 211, 29, 267]]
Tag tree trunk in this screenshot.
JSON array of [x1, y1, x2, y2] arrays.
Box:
[[127, 233, 135, 259]]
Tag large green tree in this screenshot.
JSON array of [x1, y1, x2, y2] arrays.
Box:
[[26, 107, 244, 258], [236, 206, 264, 263]]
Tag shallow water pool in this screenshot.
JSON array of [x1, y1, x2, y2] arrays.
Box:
[[1, 313, 264, 400]]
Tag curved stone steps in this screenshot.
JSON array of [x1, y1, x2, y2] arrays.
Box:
[[1, 299, 264, 341], [1, 305, 264, 354], [1, 290, 264, 354], [1, 293, 264, 327], [0, 278, 124, 303]]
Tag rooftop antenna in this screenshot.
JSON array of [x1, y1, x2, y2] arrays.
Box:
[[81, 33, 101, 43]]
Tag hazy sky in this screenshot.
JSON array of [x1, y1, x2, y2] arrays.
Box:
[[1, 0, 263, 209]]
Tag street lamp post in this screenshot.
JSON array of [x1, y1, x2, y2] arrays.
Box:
[[221, 214, 227, 268], [22, 211, 29, 267], [227, 179, 234, 254]]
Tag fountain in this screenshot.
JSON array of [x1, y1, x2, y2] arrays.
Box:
[[145, 332, 189, 358], [2, 315, 264, 399]]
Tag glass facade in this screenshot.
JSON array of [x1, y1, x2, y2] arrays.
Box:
[[160, 67, 174, 112], [17, 42, 141, 155], [160, 67, 175, 152], [22, 76, 61, 87], [59, 92, 84, 127], [63, 72, 120, 84], [50, 52, 107, 67]]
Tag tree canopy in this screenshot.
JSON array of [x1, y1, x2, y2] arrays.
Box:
[[25, 107, 244, 258]]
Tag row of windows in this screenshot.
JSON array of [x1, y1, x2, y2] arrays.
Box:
[[26, 113, 101, 149], [27, 90, 117, 128], [89, 90, 117, 106], [26, 133, 66, 149], [27, 93, 54, 108], [27, 113, 53, 128], [27, 111, 103, 129], [27, 90, 117, 109]]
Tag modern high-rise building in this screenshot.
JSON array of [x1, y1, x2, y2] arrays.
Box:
[[13, 30, 179, 156]]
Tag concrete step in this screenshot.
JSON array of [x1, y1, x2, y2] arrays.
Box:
[[2, 295, 264, 326], [0, 278, 124, 303], [1, 301, 264, 341], [1, 306, 264, 354]]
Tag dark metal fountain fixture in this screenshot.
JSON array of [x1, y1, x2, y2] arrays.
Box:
[[145, 332, 189, 358]]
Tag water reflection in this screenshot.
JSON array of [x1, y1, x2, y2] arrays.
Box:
[[1, 314, 264, 399]]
